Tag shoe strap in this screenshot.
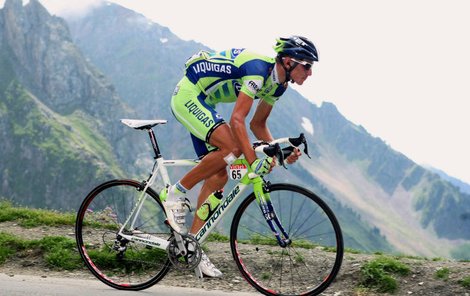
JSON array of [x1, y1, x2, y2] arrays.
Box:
[[183, 198, 193, 212]]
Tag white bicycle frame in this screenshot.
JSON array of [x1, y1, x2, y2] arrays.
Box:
[[117, 155, 254, 251], [117, 119, 303, 252]]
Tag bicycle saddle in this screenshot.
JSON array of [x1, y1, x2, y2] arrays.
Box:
[[121, 119, 168, 130]]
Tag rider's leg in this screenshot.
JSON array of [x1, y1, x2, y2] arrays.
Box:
[[168, 78, 239, 235], [190, 168, 228, 235], [179, 123, 240, 190], [162, 123, 238, 235], [180, 125, 236, 278]]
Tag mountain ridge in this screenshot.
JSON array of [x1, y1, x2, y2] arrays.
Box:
[[426, 165, 470, 195]]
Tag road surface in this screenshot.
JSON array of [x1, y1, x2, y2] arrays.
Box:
[[0, 273, 259, 296]]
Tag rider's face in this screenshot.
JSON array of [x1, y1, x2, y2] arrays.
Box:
[[286, 58, 313, 85]]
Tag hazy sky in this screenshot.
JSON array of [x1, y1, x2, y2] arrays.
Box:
[[4, 0, 470, 184]]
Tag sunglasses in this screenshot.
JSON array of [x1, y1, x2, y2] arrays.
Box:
[[290, 58, 313, 71]]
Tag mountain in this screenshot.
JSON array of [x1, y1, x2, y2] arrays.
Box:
[[66, 2, 210, 160], [0, 0, 142, 210], [300, 101, 470, 256], [67, 3, 206, 115], [1, 0, 468, 259]]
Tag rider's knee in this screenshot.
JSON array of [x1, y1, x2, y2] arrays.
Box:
[[231, 146, 242, 158]]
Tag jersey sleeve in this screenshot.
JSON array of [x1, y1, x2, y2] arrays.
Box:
[[235, 52, 271, 99], [240, 75, 265, 99]]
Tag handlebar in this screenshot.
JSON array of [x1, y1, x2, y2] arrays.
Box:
[[253, 133, 311, 168]]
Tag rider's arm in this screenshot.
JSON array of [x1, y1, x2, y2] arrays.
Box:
[[252, 99, 301, 164], [250, 99, 274, 142], [230, 92, 257, 165]]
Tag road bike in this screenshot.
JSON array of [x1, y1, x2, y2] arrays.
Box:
[[75, 119, 344, 296]]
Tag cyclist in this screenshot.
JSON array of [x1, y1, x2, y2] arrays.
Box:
[[162, 36, 319, 277]]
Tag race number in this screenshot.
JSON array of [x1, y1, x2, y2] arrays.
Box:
[[229, 163, 247, 180]]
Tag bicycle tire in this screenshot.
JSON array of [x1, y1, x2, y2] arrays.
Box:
[[75, 179, 171, 290], [230, 183, 343, 296]]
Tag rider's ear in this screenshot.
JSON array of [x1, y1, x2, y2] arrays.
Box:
[[283, 57, 295, 70], [282, 57, 290, 67]]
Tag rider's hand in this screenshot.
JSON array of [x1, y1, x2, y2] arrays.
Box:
[[251, 157, 273, 176], [286, 147, 302, 164]]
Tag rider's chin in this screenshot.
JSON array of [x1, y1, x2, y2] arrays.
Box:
[[295, 79, 304, 85]]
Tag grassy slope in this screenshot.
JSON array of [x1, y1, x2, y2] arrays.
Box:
[[1, 81, 123, 209], [0, 201, 469, 295]]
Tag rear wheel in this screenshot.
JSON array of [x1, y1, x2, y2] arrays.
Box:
[[230, 183, 343, 296], [75, 179, 171, 290]]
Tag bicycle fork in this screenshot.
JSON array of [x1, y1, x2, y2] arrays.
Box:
[[253, 178, 291, 248]]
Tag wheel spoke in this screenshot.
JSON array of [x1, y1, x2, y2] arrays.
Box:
[[231, 183, 343, 296], [76, 180, 171, 290]]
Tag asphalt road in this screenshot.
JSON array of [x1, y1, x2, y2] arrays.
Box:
[[0, 273, 259, 296]]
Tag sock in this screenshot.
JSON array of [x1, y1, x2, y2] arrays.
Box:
[[167, 182, 187, 202], [175, 181, 188, 194]]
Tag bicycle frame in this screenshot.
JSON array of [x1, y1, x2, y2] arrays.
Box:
[[116, 122, 295, 251], [118, 156, 275, 250]]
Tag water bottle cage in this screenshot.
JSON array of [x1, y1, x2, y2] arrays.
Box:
[[197, 202, 219, 221], [196, 190, 223, 221]]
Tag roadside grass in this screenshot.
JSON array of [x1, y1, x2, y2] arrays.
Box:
[[459, 276, 470, 288], [435, 267, 450, 281], [359, 256, 411, 293], [0, 232, 81, 270], [206, 232, 230, 243], [0, 200, 75, 227], [1, 202, 469, 293], [0, 200, 80, 269], [40, 236, 83, 270]]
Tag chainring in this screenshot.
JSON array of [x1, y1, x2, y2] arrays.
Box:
[[167, 234, 202, 270]]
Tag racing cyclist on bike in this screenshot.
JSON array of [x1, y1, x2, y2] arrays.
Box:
[[162, 36, 319, 277]]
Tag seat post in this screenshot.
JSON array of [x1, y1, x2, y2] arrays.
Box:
[[147, 128, 162, 159]]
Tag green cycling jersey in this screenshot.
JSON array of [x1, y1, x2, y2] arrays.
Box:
[[171, 48, 287, 157], [184, 48, 286, 106]]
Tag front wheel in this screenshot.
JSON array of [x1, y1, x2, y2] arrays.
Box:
[[75, 179, 171, 290], [230, 183, 343, 296]]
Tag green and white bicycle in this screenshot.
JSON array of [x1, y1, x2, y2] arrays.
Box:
[[75, 119, 343, 296]]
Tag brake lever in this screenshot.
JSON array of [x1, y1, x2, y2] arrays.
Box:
[[289, 133, 311, 159], [274, 143, 286, 169]]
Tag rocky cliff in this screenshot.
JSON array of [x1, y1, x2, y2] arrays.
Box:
[[0, 0, 138, 209]]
